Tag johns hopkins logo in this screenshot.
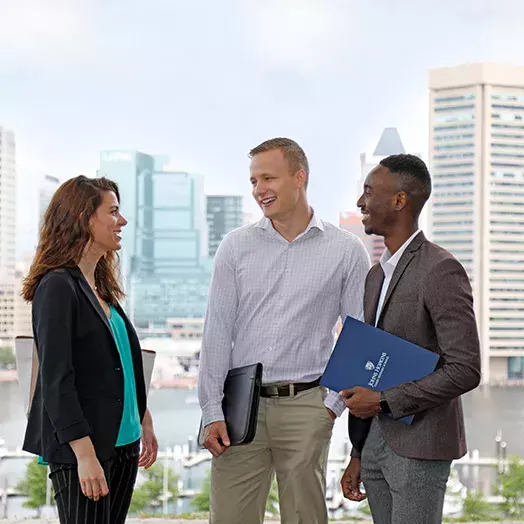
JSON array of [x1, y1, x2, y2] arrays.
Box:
[[367, 352, 390, 388]]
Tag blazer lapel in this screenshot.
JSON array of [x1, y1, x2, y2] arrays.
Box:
[[376, 252, 416, 327], [66, 266, 113, 338], [364, 265, 384, 326], [376, 232, 427, 327]]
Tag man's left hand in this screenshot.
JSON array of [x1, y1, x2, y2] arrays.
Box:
[[340, 387, 381, 418], [139, 408, 159, 469]]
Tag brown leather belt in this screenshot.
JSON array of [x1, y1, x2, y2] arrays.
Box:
[[260, 378, 321, 398]]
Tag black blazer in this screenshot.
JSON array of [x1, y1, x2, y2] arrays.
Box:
[[23, 266, 147, 464]]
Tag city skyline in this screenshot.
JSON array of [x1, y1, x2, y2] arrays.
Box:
[[97, 150, 213, 327], [6, 0, 524, 256], [3, 4, 524, 517]]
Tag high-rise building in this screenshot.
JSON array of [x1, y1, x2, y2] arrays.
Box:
[[131, 170, 211, 328], [98, 151, 157, 285], [206, 195, 243, 257], [14, 256, 33, 338], [0, 127, 16, 279], [39, 175, 60, 228], [98, 152, 211, 328], [428, 63, 524, 384], [0, 127, 16, 347], [0, 280, 15, 347]]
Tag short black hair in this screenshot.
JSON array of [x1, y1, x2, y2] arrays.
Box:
[[379, 154, 432, 218]]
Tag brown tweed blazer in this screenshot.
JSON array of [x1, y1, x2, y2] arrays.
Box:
[[349, 232, 481, 461]]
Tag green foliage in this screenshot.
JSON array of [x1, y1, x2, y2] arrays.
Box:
[[15, 458, 53, 513], [130, 464, 179, 514], [443, 517, 503, 523], [498, 458, 524, 517], [265, 477, 279, 516], [0, 346, 15, 369], [129, 485, 152, 514], [357, 499, 371, 515], [190, 471, 211, 512], [462, 489, 494, 520], [191, 470, 280, 515]]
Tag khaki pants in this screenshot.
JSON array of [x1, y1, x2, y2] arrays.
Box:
[[210, 386, 334, 524]]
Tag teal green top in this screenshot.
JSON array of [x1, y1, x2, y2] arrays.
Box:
[[109, 305, 141, 447]]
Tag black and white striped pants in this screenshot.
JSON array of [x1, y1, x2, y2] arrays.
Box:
[[49, 440, 140, 524]]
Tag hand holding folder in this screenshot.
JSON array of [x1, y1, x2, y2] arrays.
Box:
[[320, 316, 440, 424], [199, 363, 262, 449]]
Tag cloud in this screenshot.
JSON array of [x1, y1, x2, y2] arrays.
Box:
[[0, 0, 99, 69], [242, 0, 361, 75]]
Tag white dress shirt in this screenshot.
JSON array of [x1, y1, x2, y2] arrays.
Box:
[[198, 212, 372, 426], [375, 230, 422, 326]]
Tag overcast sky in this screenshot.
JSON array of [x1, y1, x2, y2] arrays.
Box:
[[2, 0, 524, 256]]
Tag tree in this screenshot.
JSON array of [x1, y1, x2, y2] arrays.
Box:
[[191, 471, 211, 512], [462, 489, 494, 520], [498, 457, 524, 517], [0, 347, 16, 369], [129, 464, 179, 514], [191, 471, 280, 515], [16, 458, 53, 516], [357, 499, 372, 515], [265, 478, 279, 517]]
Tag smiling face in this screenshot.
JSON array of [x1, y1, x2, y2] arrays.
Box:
[[356, 165, 403, 237], [249, 148, 307, 220], [89, 190, 127, 252]]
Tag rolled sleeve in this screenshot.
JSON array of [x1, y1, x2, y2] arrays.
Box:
[[55, 420, 92, 445], [324, 390, 346, 417]]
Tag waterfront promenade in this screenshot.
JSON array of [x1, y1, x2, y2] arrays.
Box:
[[0, 518, 524, 524]]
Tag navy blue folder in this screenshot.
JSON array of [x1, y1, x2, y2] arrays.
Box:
[[321, 316, 440, 424]]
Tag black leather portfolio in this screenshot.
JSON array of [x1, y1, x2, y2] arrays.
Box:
[[198, 362, 263, 447]]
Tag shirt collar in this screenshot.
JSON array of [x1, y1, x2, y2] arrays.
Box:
[[380, 229, 422, 277], [255, 208, 324, 236]]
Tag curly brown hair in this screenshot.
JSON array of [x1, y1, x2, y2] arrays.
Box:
[[22, 175, 125, 304]]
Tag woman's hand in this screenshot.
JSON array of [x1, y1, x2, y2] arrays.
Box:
[[70, 437, 108, 501], [77, 455, 109, 501], [139, 408, 159, 469]]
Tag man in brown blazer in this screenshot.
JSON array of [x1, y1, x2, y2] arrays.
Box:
[[339, 154, 481, 524]]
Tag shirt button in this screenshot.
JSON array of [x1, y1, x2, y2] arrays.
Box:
[[114, 367, 121, 372], [117, 398, 122, 403], [268, 346, 273, 351]]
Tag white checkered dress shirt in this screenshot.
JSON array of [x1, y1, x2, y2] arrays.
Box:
[[198, 213, 371, 426]]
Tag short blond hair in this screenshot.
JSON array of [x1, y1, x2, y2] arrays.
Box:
[[249, 137, 310, 188]]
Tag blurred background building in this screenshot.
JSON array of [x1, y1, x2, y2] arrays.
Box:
[[428, 63, 524, 384]]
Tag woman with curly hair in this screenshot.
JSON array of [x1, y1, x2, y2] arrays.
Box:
[[22, 175, 158, 524]]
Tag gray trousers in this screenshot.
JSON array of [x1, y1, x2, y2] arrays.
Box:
[[361, 418, 451, 524]]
